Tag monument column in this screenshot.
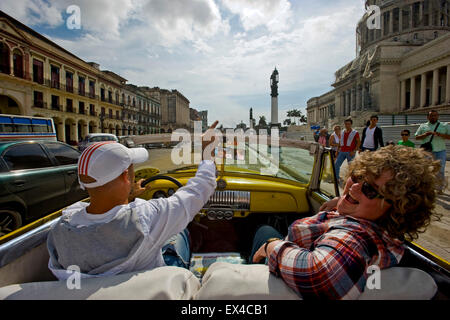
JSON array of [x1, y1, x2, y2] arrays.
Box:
[[270, 68, 279, 126]]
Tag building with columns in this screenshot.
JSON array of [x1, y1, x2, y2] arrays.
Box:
[[0, 10, 161, 144], [307, 0, 450, 128]]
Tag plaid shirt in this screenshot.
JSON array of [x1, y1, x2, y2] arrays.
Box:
[[268, 211, 405, 300]]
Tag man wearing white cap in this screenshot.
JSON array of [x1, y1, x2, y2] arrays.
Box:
[[47, 122, 219, 280]]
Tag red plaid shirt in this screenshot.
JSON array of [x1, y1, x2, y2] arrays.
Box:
[[268, 211, 405, 300]]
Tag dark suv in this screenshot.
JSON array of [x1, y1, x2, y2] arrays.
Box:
[[0, 140, 88, 236]]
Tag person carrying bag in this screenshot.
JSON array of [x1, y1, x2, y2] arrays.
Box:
[[420, 122, 439, 152]]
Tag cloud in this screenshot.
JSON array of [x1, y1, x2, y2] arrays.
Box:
[[0, 0, 367, 127], [0, 0, 63, 27], [221, 0, 293, 32]]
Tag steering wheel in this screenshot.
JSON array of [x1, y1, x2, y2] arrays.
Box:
[[141, 175, 183, 188]]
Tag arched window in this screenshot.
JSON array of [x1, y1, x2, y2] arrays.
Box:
[[0, 42, 10, 75], [13, 49, 23, 78]]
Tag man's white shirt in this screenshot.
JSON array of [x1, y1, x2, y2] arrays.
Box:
[[48, 160, 217, 280]]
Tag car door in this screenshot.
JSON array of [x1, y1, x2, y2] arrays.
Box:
[[1, 142, 66, 221], [42, 142, 88, 205]]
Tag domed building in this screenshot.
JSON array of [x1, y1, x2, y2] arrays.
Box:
[[307, 0, 450, 128]]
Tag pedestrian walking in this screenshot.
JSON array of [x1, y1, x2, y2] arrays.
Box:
[[360, 115, 384, 152], [334, 118, 361, 185], [329, 125, 341, 159], [415, 110, 450, 192]]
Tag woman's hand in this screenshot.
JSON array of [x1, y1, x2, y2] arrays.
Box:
[[319, 197, 340, 211], [252, 240, 282, 263]]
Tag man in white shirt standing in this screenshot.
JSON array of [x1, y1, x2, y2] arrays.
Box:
[[360, 115, 384, 152], [47, 122, 219, 280]]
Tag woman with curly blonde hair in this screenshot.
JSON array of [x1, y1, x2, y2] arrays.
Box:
[[250, 146, 441, 299]]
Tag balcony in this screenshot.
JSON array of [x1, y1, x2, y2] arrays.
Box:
[[51, 104, 62, 111], [32, 101, 46, 109], [89, 110, 97, 116]]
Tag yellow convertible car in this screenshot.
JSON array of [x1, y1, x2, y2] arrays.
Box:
[[0, 138, 448, 300]]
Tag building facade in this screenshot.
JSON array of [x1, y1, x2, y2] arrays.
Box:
[[145, 87, 190, 132], [0, 10, 161, 144], [307, 0, 450, 128]]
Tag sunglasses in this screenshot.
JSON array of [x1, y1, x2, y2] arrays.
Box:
[[401, 134, 409, 136], [350, 174, 389, 202]]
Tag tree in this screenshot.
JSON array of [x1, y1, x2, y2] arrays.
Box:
[[283, 118, 292, 126]]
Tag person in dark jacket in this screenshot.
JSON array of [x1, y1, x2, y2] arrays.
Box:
[[360, 115, 384, 152]]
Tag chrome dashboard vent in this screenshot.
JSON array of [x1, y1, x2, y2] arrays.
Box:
[[203, 191, 250, 210]]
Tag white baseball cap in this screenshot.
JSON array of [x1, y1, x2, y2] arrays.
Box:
[[77, 141, 148, 190]]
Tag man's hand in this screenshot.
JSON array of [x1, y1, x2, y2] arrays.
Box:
[[202, 120, 219, 161], [128, 178, 151, 202]]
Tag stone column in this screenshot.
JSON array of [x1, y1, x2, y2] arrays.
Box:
[[446, 65, 450, 103], [420, 73, 427, 107], [410, 4, 414, 28], [432, 68, 439, 105], [352, 87, 356, 111], [57, 120, 65, 142], [345, 90, 350, 116], [389, 10, 394, 34], [400, 80, 406, 110], [399, 8, 403, 32], [419, 1, 423, 26], [362, 84, 366, 110], [410, 76, 416, 108], [358, 84, 362, 110]]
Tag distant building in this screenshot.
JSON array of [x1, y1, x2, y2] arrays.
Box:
[[144, 87, 190, 133], [307, 0, 450, 129], [0, 10, 162, 143]]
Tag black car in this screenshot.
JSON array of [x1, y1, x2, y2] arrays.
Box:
[[0, 140, 88, 236]]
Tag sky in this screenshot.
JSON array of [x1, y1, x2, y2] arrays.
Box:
[[0, 0, 367, 128]]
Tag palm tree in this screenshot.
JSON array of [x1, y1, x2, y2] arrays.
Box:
[[283, 118, 292, 126]]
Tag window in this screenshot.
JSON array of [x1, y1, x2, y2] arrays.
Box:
[[79, 77, 86, 96], [51, 95, 60, 110], [3, 143, 53, 170], [44, 143, 80, 166], [67, 99, 73, 112], [319, 152, 338, 198], [0, 42, 10, 75], [79, 101, 85, 114], [33, 59, 44, 84], [101, 88, 105, 101], [51, 66, 60, 89], [66, 72, 73, 92], [33, 91, 44, 108], [89, 80, 95, 98], [13, 52, 23, 78]]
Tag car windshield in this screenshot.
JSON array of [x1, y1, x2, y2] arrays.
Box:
[[137, 140, 315, 185], [89, 136, 118, 142]]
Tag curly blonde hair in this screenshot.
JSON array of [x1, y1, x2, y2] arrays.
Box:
[[346, 145, 442, 241]]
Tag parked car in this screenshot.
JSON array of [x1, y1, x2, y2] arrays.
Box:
[[78, 133, 119, 152], [0, 140, 88, 236], [118, 136, 136, 148]]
